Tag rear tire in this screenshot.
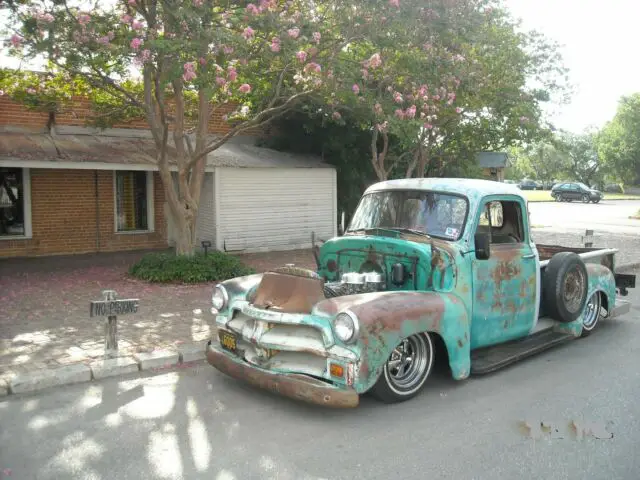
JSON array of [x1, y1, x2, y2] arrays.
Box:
[[581, 291, 602, 337], [543, 252, 588, 323], [369, 333, 434, 404]]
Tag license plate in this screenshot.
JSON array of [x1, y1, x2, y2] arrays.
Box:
[[218, 330, 238, 354]]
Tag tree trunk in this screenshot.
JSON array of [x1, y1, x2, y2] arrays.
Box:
[[171, 208, 197, 256]]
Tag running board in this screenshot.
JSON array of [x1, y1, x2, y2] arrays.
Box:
[[470, 328, 575, 375]]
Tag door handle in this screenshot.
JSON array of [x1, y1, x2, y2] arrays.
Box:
[[522, 254, 535, 259]]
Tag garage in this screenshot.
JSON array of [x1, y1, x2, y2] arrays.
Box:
[[186, 139, 337, 253]]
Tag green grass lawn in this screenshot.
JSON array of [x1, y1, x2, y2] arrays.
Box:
[[522, 190, 640, 202]]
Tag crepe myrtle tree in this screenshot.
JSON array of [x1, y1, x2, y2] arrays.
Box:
[[4, 0, 395, 255], [324, 0, 567, 181]]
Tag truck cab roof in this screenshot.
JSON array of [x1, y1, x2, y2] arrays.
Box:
[[365, 178, 526, 201]]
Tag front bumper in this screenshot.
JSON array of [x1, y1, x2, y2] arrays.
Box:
[[206, 340, 360, 408]]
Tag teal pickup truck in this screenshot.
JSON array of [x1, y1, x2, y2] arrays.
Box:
[[206, 178, 636, 407]]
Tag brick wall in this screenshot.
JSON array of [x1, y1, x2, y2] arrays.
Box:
[[0, 95, 267, 136], [0, 168, 167, 258]]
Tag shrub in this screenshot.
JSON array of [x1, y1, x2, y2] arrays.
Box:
[[129, 251, 255, 283]]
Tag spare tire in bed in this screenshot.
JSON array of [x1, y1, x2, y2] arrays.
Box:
[[543, 252, 588, 323]]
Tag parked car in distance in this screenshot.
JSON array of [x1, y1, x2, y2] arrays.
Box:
[[518, 179, 543, 190], [551, 182, 603, 203]]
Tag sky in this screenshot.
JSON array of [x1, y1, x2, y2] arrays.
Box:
[[1, 0, 638, 134], [507, 0, 640, 133]]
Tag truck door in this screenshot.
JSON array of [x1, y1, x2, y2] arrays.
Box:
[[470, 196, 540, 349]]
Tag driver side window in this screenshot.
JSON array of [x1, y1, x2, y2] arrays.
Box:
[[476, 200, 525, 245]]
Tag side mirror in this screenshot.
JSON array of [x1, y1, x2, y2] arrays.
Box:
[[474, 233, 491, 260]]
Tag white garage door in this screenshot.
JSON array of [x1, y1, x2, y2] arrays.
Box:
[[217, 167, 336, 252]]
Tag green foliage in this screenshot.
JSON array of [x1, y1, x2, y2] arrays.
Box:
[[129, 251, 254, 284], [597, 93, 640, 185]]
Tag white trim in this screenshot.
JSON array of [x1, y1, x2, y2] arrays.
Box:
[[113, 170, 155, 234], [214, 167, 222, 250], [0, 167, 32, 240], [332, 168, 338, 238], [0, 159, 216, 173]]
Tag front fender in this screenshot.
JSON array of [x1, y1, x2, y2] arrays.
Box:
[[219, 273, 264, 305], [314, 292, 471, 394]]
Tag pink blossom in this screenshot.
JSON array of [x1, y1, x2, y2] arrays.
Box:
[[260, 0, 275, 10], [183, 70, 197, 82], [120, 14, 132, 24], [35, 12, 55, 23], [455, 107, 463, 114], [304, 62, 321, 73], [130, 37, 143, 50], [227, 67, 238, 81], [432, 94, 440, 101], [78, 14, 91, 25], [270, 37, 281, 52], [352, 84, 360, 95], [405, 105, 417, 119], [418, 85, 428, 96], [327, 70, 334, 79], [389, 0, 400, 7], [128, 0, 136, 4], [141, 49, 151, 63], [216, 77, 226, 86], [242, 26, 255, 40], [287, 28, 300, 39], [10, 34, 22, 47], [97, 35, 111, 45], [238, 83, 252, 93], [199, 57, 207, 66], [393, 92, 403, 104], [361, 69, 369, 79], [0, 90, 4, 96], [246, 3, 260, 15], [424, 123, 433, 129], [312, 32, 321, 44], [223, 45, 234, 55], [332, 111, 342, 120], [308, 46, 318, 57], [132, 20, 143, 30], [395, 109, 405, 119], [368, 53, 382, 69], [296, 50, 307, 63], [374, 103, 383, 115], [26, 87, 36, 94], [194, 0, 203, 5]]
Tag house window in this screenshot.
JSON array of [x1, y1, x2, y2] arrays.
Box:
[[0, 167, 28, 238], [115, 170, 153, 232]]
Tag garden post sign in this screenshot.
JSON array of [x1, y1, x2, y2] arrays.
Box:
[[90, 290, 139, 358]]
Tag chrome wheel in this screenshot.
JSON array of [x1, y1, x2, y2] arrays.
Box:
[[582, 291, 602, 332], [383, 333, 434, 396]]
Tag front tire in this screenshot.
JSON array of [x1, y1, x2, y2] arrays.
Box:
[[369, 332, 435, 404], [582, 194, 590, 203]]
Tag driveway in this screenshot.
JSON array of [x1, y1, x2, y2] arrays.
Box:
[[1, 271, 639, 479], [529, 200, 640, 234]]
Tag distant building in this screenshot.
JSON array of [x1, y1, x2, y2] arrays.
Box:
[[476, 152, 509, 182]]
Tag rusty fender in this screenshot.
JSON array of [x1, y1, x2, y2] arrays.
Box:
[[314, 291, 471, 394]]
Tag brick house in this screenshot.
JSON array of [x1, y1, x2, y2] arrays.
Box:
[[0, 96, 336, 258]]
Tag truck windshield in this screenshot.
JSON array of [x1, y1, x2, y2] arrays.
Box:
[[347, 190, 468, 241]]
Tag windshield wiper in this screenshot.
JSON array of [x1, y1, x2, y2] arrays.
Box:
[[387, 227, 431, 237]]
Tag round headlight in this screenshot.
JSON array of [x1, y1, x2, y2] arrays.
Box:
[[212, 285, 228, 311], [332, 310, 359, 343]]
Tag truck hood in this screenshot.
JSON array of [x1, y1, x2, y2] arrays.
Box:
[[317, 233, 435, 290]]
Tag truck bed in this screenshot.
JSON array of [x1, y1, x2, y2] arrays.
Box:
[[537, 244, 617, 272]]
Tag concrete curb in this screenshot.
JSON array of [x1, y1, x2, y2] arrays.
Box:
[[1, 341, 209, 398]]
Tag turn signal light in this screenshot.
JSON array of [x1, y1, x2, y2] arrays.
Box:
[[330, 363, 344, 378]]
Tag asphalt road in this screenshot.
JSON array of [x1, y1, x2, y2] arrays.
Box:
[[2, 280, 640, 480], [529, 200, 640, 234]]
